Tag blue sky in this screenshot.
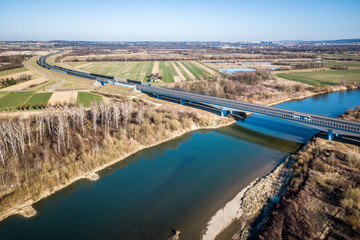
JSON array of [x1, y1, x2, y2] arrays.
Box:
[[0, 0, 359, 41]]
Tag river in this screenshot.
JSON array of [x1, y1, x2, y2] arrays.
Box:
[[0, 89, 359, 240]]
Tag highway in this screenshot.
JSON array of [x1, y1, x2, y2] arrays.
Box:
[[37, 52, 360, 139]]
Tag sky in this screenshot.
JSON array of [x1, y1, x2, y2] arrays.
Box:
[[0, 0, 360, 41]]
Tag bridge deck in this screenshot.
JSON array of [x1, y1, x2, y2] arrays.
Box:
[[137, 85, 360, 137]]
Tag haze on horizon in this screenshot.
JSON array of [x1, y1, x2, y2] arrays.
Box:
[[0, 0, 359, 42]]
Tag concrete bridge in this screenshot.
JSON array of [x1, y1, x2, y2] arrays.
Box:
[[137, 85, 360, 140]]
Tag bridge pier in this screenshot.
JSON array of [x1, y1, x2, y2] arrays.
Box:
[[328, 129, 334, 141], [221, 108, 227, 117], [180, 99, 185, 105]]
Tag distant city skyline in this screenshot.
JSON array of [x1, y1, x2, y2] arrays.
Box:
[[1, 0, 359, 41]]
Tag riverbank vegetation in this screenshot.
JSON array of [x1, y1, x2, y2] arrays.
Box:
[[0, 99, 229, 221], [175, 70, 339, 105], [255, 114, 360, 239]]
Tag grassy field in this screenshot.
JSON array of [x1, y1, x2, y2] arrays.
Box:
[[77, 92, 102, 107], [181, 61, 212, 79], [144, 61, 154, 81], [277, 69, 360, 86], [0, 92, 9, 99], [159, 61, 178, 82], [0, 67, 28, 77], [0, 91, 35, 110], [26, 92, 53, 107], [80, 61, 153, 81], [324, 62, 360, 68]]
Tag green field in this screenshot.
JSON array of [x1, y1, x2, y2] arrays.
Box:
[[80, 61, 153, 81], [26, 92, 53, 107], [0, 67, 28, 77], [144, 61, 154, 81], [0, 91, 35, 110], [181, 61, 212, 79], [0, 92, 9, 99], [77, 92, 102, 107], [277, 69, 360, 86], [158, 62, 178, 82]]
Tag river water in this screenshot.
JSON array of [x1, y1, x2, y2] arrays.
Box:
[[0, 89, 359, 240]]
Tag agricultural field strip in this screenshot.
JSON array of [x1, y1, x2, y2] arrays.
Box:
[[152, 61, 159, 74], [181, 61, 210, 79], [26, 92, 53, 106], [192, 61, 218, 75], [81, 62, 152, 81], [143, 62, 154, 81], [171, 62, 186, 81], [159, 61, 176, 83], [77, 92, 102, 107], [174, 62, 191, 81], [0, 91, 35, 110], [178, 62, 196, 80], [48, 91, 77, 105]]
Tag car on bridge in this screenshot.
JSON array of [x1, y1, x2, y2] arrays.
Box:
[[293, 114, 311, 121]]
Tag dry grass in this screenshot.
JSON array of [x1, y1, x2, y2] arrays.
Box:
[[48, 91, 77, 105]]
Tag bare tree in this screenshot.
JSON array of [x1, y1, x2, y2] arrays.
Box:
[[13, 121, 25, 155], [35, 115, 44, 143], [136, 104, 145, 125], [90, 103, 99, 134], [121, 101, 133, 126], [24, 119, 31, 149], [0, 140, 7, 166], [54, 113, 66, 153], [77, 104, 86, 136], [112, 103, 121, 130], [70, 107, 78, 129]]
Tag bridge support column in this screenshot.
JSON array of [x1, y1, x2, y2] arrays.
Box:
[[157, 94, 161, 99], [180, 99, 185, 105], [221, 108, 227, 117], [328, 129, 334, 141]]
